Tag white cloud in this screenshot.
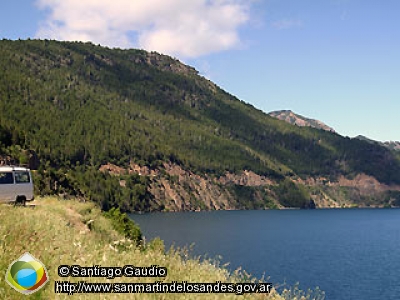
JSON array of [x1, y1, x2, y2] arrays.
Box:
[[35, 0, 250, 58], [271, 19, 303, 30]]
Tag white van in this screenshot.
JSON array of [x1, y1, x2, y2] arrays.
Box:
[[0, 166, 34, 205]]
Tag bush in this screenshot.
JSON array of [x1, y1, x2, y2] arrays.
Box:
[[274, 179, 310, 208], [281, 283, 325, 300], [103, 207, 142, 243]]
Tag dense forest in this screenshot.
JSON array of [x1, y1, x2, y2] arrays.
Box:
[[1, 39, 400, 211]]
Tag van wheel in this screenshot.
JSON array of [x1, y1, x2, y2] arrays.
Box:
[[15, 196, 27, 207]]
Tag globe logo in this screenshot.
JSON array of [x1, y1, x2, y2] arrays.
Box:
[[5, 252, 49, 295]]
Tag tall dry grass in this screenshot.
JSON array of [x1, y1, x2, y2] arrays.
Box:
[[0, 197, 284, 299]]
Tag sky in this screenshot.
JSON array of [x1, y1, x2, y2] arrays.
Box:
[[0, 0, 399, 141]]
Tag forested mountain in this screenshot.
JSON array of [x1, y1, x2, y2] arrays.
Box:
[[1, 39, 400, 211]]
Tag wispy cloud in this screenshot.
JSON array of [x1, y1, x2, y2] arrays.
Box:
[[271, 19, 303, 30], [35, 0, 251, 58]]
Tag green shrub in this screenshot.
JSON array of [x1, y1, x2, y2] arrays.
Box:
[[281, 283, 325, 300], [274, 179, 310, 208], [103, 207, 142, 243]]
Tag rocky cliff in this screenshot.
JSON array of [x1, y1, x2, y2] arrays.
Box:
[[100, 162, 280, 211], [100, 162, 400, 211], [269, 110, 335, 132]]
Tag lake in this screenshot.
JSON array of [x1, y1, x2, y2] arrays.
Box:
[[130, 209, 400, 300]]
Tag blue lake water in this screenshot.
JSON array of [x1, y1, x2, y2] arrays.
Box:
[[130, 209, 400, 300]]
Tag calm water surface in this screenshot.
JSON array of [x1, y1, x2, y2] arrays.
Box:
[[130, 209, 400, 300]]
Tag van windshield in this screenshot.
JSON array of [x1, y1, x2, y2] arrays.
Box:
[[15, 171, 30, 184], [0, 172, 14, 184]]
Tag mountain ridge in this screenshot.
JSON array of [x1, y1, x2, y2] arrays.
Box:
[[269, 110, 336, 133], [355, 135, 400, 152]]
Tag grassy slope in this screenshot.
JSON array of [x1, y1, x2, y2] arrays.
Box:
[[0, 197, 283, 299]]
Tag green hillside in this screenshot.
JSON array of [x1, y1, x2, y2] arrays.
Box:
[[0, 197, 288, 299], [1, 39, 400, 211]]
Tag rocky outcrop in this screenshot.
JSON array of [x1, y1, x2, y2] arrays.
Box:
[[99, 162, 280, 211], [269, 110, 336, 133], [130, 51, 199, 78], [149, 177, 236, 211], [217, 170, 273, 186], [100, 162, 400, 211], [336, 174, 400, 195], [301, 173, 400, 208], [99, 163, 127, 176]]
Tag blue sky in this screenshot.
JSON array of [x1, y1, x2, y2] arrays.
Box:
[[1, 0, 399, 141]]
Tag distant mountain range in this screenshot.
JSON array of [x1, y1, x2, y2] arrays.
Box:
[[268, 110, 336, 133], [355, 136, 400, 152], [269, 110, 399, 152]]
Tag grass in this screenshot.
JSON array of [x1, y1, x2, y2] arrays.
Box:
[[0, 197, 285, 299]]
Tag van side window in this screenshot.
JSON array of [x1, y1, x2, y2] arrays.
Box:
[[15, 171, 30, 184], [0, 172, 14, 184]]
